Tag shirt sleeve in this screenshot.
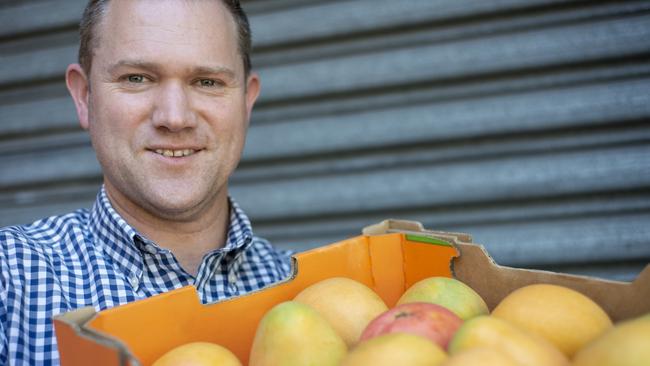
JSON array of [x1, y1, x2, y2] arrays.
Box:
[[0, 247, 8, 366], [0, 309, 6, 366]]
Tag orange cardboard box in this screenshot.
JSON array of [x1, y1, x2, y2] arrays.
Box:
[[53, 220, 650, 366]]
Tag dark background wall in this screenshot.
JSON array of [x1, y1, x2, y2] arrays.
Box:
[[1, 0, 649, 281]]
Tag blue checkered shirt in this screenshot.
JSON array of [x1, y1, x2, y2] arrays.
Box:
[[0, 186, 293, 365]]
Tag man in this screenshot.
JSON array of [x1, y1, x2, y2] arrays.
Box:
[[0, 0, 293, 364]]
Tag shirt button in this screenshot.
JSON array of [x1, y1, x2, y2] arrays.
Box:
[[228, 273, 237, 284], [128, 274, 140, 290]]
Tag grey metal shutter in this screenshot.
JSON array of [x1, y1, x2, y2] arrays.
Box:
[[1, 0, 649, 281]]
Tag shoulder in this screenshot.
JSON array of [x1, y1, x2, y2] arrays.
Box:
[[0, 209, 93, 312], [0, 209, 90, 258]]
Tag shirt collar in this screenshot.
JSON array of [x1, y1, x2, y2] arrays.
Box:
[[224, 198, 255, 252], [196, 197, 255, 288], [88, 186, 255, 277], [88, 185, 144, 281]]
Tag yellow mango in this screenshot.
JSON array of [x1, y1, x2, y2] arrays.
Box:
[[492, 284, 612, 358], [449, 315, 568, 366], [573, 313, 650, 366], [248, 301, 347, 366], [294, 277, 388, 347]]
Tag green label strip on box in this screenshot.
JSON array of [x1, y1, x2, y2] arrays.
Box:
[[406, 234, 453, 247]]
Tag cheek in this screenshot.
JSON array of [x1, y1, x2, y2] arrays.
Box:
[[207, 112, 248, 171], [92, 90, 152, 128], [204, 101, 248, 138], [223, 114, 249, 152], [87, 93, 147, 154], [92, 86, 152, 121]]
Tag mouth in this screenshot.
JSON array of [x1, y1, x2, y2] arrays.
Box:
[[150, 148, 199, 157]]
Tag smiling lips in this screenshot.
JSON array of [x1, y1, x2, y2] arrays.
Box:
[[153, 148, 198, 157]]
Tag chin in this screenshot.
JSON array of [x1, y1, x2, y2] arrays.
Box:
[[113, 174, 224, 220], [139, 188, 207, 219]]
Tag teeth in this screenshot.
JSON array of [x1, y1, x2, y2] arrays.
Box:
[[154, 149, 196, 157]]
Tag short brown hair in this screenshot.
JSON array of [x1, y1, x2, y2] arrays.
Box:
[[78, 0, 252, 76]]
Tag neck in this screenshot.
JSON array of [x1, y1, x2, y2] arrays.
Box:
[[105, 186, 231, 277]]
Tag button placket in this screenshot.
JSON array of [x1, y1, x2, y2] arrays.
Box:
[[227, 252, 245, 294], [194, 253, 223, 296]]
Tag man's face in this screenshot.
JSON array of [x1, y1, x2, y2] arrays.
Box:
[[76, 0, 259, 221]]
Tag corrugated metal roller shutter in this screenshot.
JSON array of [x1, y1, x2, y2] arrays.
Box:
[[1, 0, 649, 281]]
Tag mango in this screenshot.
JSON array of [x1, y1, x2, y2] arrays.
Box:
[[449, 315, 569, 366], [248, 301, 347, 366], [572, 313, 650, 366], [341, 333, 447, 366], [294, 277, 388, 346], [397, 277, 488, 320], [441, 347, 519, 366], [152, 342, 241, 366], [491, 284, 612, 357]]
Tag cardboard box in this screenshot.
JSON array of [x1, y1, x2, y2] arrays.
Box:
[[54, 220, 650, 366]]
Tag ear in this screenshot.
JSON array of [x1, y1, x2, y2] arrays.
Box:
[[244, 72, 261, 121], [66, 63, 91, 130]]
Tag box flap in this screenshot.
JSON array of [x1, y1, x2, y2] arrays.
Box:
[[453, 242, 650, 321], [53, 307, 139, 366]]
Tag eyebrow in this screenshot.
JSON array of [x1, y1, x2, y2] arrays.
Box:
[[107, 60, 161, 75], [107, 59, 237, 79]]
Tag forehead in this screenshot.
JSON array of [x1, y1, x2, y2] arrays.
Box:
[[93, 0, 240, 72]]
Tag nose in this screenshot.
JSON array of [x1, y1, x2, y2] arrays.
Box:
[[152, 81, 197, 131]]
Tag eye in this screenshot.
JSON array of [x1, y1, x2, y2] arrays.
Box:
[[196, 78, 227, 89], [199, 79, 216, 87], [127, 74, 145, 83]]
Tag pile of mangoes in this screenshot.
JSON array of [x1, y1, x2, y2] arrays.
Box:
[[153, 276, 650, 366]]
